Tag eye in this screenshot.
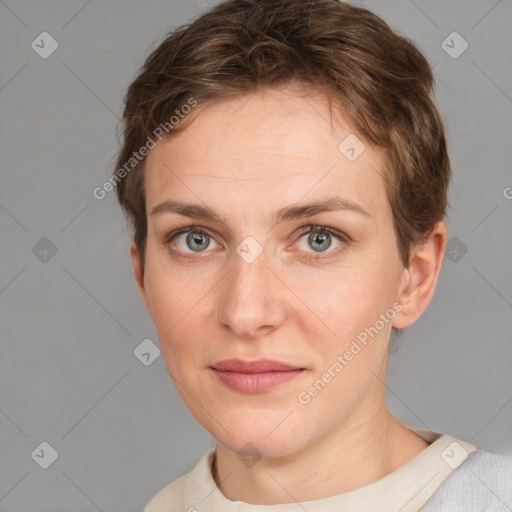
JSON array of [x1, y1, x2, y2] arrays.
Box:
[[164, 224, 348, 261], [295, 225, 347, 260], [165, 225, 221, 259]]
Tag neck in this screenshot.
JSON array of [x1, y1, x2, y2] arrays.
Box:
[[212, 405, 429, 505]]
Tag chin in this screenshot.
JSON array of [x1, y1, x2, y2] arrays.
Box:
[[218, 435, 304, 460], [208, 414, 311, 460]]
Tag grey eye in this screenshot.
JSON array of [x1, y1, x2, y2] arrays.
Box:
[[185, 231, 211, 252], [307, 232, 332, 252], [295, 228, 344, 256], [172, 230, 215, 253]]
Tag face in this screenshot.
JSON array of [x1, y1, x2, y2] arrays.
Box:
[[131, 85, 419, 458]]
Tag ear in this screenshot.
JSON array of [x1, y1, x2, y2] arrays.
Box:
[[130, 242, 151, 313], [393, 221, 448, 329]]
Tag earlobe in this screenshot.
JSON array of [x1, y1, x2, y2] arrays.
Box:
[[392, 222, 447, 329], [130, 242, 150, 312]]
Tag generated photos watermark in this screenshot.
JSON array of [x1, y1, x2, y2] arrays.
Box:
[[297, 301, 403, 405], [93, 97, 198, 200]]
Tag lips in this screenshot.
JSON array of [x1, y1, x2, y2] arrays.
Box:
[[210, 358, 306, 393], [210, 358, 304, 373]]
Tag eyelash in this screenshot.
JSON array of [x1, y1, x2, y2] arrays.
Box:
[[164, 224, 349, 261]]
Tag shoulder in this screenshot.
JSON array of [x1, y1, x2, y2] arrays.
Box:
[[421, 449, 512, 511], [143, 473, 187, 512], [143, 449, 216, 512]]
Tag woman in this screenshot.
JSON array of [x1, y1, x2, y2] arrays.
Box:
[[113, 0, 512, 510]]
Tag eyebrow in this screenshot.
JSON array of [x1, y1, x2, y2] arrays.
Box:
[[150, 197, 371, 227]]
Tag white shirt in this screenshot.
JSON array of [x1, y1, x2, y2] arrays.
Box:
[[144, 424, 512, 511]]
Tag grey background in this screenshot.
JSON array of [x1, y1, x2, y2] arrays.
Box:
[[1, 0, 511, 510]]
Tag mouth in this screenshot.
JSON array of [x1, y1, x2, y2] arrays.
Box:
[[209, 358, 306, 393]]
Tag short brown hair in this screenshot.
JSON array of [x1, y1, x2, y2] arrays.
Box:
[[114, 0, 450, 274]]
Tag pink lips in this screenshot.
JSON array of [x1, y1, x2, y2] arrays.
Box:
[[210, 358, 306, 393]]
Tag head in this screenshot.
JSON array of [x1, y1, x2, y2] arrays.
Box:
[[114, 0, 450, 457]]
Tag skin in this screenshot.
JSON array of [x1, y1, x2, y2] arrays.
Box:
[[130, 84, 448, 504]]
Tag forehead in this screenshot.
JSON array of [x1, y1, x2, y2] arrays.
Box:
[[144, 87, 389, 223]]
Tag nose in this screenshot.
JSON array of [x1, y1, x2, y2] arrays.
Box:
[[216, 246, 287, 339]]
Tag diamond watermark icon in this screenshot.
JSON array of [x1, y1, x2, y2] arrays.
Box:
[[31, 441, 58, 469], [32, 237, 58, 263], [134, 338, 161, 366], [441, 441, 469, 469], [237, 442, 262, 468], [31, 32, 59, 59], [236, 236, 263, 264], [445, 236, 468, 263], [338, 134, 366, 162], [441, 32, 468, 59]]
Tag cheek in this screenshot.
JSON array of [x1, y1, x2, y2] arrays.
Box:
[[144, 243, 207, 321], [291, 261, 388, 337], [292, 258, 397, 380], [143, 262, 205, 358]]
